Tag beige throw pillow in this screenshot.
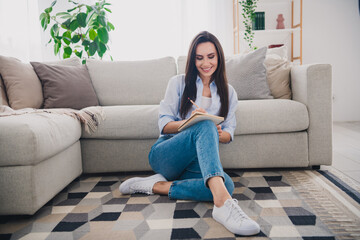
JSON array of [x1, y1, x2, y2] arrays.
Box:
[[265, 55, 292, 99], [0, 56, 43, 109], [0, 75, 9, 106]]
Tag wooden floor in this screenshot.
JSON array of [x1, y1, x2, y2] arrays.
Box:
[[332, 121, 360, 183]]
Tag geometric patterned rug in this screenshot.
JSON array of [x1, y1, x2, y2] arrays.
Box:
[[1, 169, 359, 240]]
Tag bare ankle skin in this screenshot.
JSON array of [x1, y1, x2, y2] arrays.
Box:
[[152, 181, 172, 195], [208, 176, 232, 207]]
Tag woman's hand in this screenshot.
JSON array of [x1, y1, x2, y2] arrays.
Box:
[[217, 125, 231, 143], [162, 120, 186, 134], [217, 125, 223, 137], [191, 108, 207, 115]]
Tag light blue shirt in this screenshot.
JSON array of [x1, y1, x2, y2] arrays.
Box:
[[159, 74, 238, 142]]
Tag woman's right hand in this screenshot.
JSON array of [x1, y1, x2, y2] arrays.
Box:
[[191, 108, 207, 115]]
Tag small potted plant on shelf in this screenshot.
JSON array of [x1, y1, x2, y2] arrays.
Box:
[[239, 0, 258, 50], [39, 0, 115, 64]]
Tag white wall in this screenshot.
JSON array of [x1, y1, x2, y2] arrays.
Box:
[[303, 0, 360, 121]]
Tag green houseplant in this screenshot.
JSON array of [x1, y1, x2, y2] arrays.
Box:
[[239, 0, 258, 50], [40, 0, 115, 63]]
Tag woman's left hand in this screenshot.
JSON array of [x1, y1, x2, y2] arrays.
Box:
[[217, 126, 231, 143]]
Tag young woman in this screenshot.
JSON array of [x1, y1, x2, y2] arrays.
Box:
[[120, 31, 260, 236]]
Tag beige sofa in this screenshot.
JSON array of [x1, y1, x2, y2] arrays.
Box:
[[0, 54, 332, 215]]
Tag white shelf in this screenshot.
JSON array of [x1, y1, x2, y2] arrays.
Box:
[[233, 0, 302, 63], [240, 28, 300, 34]]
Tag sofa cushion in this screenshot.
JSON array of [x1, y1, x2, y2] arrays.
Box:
[[30, 62, 99, 110], [226, 47, 273, 100], [81, 100, 308, 140], [81, 105, 159, 139], [0, 75, 9, 106], [86, 57, 177, 106], [265, 46, 292, 99], [0, 56, 43, 109], [0, 112, 81, 167], [235, 99, 309, 135]]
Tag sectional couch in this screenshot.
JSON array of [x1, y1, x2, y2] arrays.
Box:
[[0, 48, 332, 215]]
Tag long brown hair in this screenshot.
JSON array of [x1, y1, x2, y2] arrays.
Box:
[[180, 31, 229, 119]]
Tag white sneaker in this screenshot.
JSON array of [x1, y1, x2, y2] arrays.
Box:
[[212, 199, 260, 236], [119, 174, 166, 195]]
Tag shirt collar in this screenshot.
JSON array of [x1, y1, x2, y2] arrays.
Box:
[[196, 75, 216, 87]]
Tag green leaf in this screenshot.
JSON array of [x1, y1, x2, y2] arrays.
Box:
[[75, 50, 83, 58], [54, 42, 61, 55], [97, 27, 108, 44], [89, 28, 97, 40], [97, 42, 106, 57], [72, 35, 81, 43], [64, 46, 72, 55], [50, 24, 59, 38], [104, 8, 112, 13], [56, 12, 71, 18], [86, 11, 96, 25], [67, 6, 77, 12], [62, 18, 71, 29], [63, 53, 71, 59], [82, 40, 90, 46], [89, 41, 97, 56], [77, 12, 87, 27], [41, 17, 48, 30], [97, 15, 106, 27], [45, 7, 52, 13], [39, 12, 46, 21], [107, 22, 114, 31], [51, 0, 57, 7], [86, 5, 93, 13], [82, 59, 86, 64], [62, 31, 72, 45], [70, 20, 79, 31]]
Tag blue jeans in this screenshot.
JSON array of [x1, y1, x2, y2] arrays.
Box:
[[149, 120, 235, 202]]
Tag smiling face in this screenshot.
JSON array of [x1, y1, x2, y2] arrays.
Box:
[[195, 41, 218, 82]]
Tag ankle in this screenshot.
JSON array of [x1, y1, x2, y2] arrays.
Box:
[[152, 181, 171, 195], [214, 195, 232, 208]]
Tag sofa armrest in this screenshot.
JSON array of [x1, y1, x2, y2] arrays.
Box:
[[291, 64, 332, 166]]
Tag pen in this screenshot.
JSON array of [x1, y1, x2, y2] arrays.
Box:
[[188, 97, 200, 109]]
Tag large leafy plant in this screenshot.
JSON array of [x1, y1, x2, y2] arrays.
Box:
[[40, 0, 114, 63], [239, 0, 258, 50]]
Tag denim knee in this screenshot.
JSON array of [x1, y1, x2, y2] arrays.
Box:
[[196, 120, 217, 130], [194, 120, 218, 135], [224, 173, 235, 196]]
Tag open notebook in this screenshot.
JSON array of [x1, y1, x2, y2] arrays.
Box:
[[178, 112, 224, 131]]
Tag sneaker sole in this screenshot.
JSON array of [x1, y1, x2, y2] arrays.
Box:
[[212, 215, 260, 236]]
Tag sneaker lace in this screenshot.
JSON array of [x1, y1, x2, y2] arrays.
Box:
[[227, 199, 249, 222]]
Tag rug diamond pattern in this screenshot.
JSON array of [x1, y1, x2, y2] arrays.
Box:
[[1, 170, 352, 240]]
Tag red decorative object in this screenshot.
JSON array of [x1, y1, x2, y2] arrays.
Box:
[[268, 44, 284, 49], [276, 14, 285, 29]]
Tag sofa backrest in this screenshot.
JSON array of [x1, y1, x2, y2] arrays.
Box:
[[86, 57, 177, 105]]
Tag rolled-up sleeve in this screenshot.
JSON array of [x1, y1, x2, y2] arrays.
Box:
[[221, 85, 238, 143], [158, 75, 182, 134]]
